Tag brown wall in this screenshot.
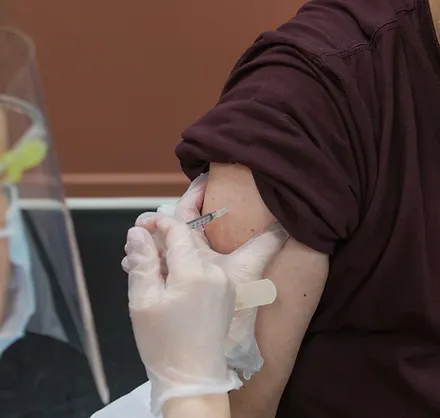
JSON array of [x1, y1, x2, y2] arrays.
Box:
[[11, 1, 304, 197]]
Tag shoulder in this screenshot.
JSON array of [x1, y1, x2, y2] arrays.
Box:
[[231, 0, 417, 71], [273, 0, 414, 55], [221, 0, 419, 101], [286, 0, 415, 55]]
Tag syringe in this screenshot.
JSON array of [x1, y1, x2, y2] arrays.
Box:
[[187, 208, 228, 229]]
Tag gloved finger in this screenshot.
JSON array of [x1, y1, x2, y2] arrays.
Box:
[[229, 223, 289, 280], [146, 215, 203, 286], [135, 211, 158, 227], [123, 231, 156, 272], [121, 235, 164, 273], [125, 227, 161, 271], [134, 212, 169, 267], [123, 251, 169, 277], [121, 255, 130, 273], [125, 237, 147, 256], [174, 173, 208, 223], [156, 204, 176, 216], [126, 227, 164, 309]]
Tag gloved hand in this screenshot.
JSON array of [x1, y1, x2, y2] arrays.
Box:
[[131, 173, 288, 379], [122, 214, 287, 415]]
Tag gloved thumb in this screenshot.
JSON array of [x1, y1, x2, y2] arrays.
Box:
[[229, 223, 289, 281]]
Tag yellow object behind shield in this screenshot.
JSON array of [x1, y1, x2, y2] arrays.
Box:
[[0, 136, 48, 183]]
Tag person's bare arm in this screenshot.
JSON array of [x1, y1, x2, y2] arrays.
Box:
[[202, 163, 329, 418]]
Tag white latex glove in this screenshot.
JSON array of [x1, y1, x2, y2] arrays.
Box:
[[123, 215, 240, 415], [122, 214, 287, 415], [131, 174, 288, 379]]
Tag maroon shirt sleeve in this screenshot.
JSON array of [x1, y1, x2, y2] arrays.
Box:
[[176, 31, 361, 254]]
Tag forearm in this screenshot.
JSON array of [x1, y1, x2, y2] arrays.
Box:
[[163, 394, 231, 418]]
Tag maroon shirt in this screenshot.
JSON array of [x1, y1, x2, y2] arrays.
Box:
[[176, 0, 440, 416]]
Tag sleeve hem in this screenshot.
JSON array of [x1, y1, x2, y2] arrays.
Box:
[[252, 171, 335, 255]]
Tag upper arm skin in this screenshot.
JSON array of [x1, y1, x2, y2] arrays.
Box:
[[202, 163, 329, 418]]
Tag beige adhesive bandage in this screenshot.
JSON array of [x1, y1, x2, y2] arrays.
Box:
[[234, 279, 277, 311]]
